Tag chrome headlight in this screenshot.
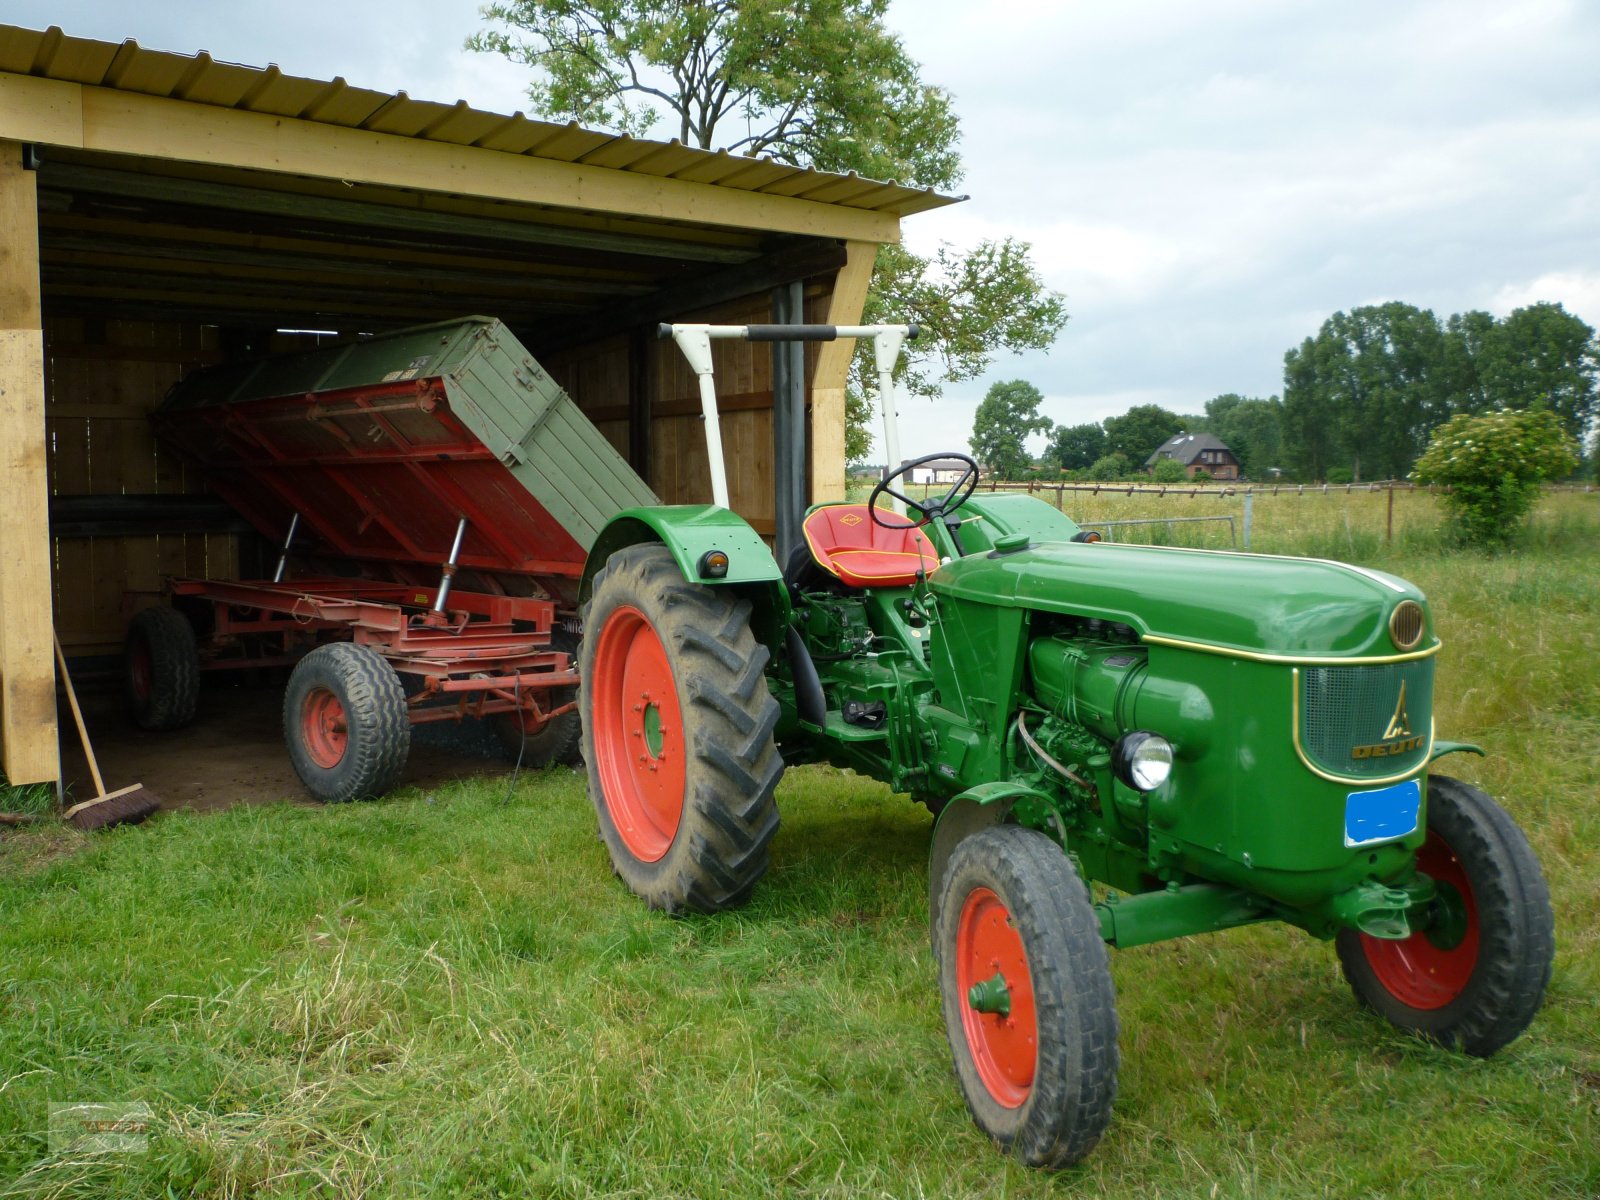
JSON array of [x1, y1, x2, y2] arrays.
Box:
[[1113, 731, 1173, 792]]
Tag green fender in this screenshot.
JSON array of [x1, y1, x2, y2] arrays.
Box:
[[927, 781, 1059, 947], [581, 505, 790, 648]]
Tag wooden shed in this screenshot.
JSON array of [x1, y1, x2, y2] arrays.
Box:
[[0, 24, 956, 787]]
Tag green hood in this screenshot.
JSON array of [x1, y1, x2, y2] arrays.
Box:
[[930, 541, 1433, 659]]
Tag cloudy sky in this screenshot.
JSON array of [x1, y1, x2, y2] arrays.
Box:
[[7, 1, 1599, 459]]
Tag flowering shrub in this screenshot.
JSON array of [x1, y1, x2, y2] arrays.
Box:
[[1411, 409, 1579, 544]]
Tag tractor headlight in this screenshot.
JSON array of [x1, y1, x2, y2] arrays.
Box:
[[1113, 731, 1173, 792]]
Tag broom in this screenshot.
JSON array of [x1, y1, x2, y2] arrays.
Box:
[[54, 632, 161, 831]]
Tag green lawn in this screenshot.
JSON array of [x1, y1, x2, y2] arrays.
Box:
[[2, 494, 1597, 1198]]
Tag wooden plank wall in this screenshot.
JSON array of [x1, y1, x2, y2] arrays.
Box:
[[43, 320, 331, 655], [543, 282, 833, 538]]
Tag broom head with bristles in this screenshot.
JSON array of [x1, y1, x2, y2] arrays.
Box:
[[62, 783, 161, 831]]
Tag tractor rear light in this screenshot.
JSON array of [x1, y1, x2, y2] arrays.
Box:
[[1113, 731, 1173, 792], [698, 549, 730, 579]]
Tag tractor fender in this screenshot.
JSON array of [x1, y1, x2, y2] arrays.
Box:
[[581, 506, 790, 650], [1429, 740, 1486, 763], [928, 781, 1056, 948]]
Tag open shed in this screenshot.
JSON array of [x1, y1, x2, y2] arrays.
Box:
[[0, 23, 956, 788]]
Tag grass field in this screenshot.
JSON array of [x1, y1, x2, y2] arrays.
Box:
[[2, 492, 1597, 1198]]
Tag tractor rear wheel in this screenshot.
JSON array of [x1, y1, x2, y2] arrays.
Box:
[[580, 543, 782, 914], [1335, 774, 1553, 1056], [493, 628, 582, 767], [935, 825, 1119, 1168], [284, 642, 410, 804], [124, 606, 200, 731]]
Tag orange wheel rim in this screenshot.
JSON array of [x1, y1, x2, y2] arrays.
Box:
[[301, 687, 348, 769], [593, 605, 686, 862], [955, 886, 1037, 1108], [128, 637, 153, 703], [1360, 827, 1481, 1009]]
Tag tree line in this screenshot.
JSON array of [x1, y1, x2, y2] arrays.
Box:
[[972, 301, 1598, 482]]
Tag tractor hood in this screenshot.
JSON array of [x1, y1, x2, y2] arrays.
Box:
[[929, 541, 1433, 659]]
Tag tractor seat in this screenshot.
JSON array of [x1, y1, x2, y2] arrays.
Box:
[[801, 503, 939, 589]]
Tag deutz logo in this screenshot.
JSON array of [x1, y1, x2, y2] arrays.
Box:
[[1353, 681, 1424, 759]]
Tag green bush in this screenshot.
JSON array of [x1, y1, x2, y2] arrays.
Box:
[[1151, 457, 1187, 483], [1411, 408, 1580, 544], [1088, 452, 1130, 481], [1325, 466, 1354, 485]]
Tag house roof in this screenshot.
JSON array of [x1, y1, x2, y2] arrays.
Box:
[[1145, 432, 1235, 467]]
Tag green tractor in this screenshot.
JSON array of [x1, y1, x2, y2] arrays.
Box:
[[576, 323, 1554, 1166]]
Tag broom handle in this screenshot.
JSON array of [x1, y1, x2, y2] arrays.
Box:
[[53, 632, 107, 797]]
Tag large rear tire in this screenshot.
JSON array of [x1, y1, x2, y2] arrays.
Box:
[[284, 642, 410, 804], [580, 544, 782, 913], [935, 825, 1119, 1167], [1335, 774, 1553, 1056], [124, 606, 200, 731]]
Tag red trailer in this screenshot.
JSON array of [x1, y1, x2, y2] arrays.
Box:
[[138, 317, 656, 802]]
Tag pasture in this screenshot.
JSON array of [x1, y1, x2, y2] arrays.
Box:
[[2, 490, 1596, 1198]]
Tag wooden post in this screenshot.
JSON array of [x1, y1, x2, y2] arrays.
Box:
[[1387, 482, 1395, 546], [0, 140, 58, 784], [808, 240, 876, 503]]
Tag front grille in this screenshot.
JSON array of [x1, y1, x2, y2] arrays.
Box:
[[1300, 660, 1433, 780]]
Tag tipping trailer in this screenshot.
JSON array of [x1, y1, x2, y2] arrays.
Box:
[[138, 316, 655, 801]]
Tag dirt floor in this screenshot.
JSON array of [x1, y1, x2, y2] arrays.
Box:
[[55, 672, 520, 813]]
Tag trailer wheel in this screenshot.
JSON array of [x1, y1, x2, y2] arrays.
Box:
[[284, 642, 410, 804], [580, 543, 782, 913], [1335, 774, 1553, 1056], [124, 606, 200, 731], [493, 629, 582, 767], [935, 825, 1119, 1168]]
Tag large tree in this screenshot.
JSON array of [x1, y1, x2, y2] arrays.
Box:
[[1101, 404, 1184, 465], [472, 0, 1066, 465], [1047, 421, 1109, 471], [1475, 302, 1599, 442], [970, 380, 1050, 480], [1205, 393, 1283, 479]]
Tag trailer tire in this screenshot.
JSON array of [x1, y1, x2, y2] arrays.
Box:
[[124, 606, 201, 731], [581, 543, 782, 914], [493, 629, 582, 767], [1335, 774, 1553, 1057], [936, 824, 1119, 1168], [284, 642, 410, 804]]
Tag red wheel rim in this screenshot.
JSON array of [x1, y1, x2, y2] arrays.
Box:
[[955, 886, 1038, 1108], [301, 687, 349, 769], [128, 637, 152, 703], [1360, 827, 1480, 1009], [592, 605, 686, 863]]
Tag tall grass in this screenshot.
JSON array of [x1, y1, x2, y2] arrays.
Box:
[[2, 492, 1597, 1198]]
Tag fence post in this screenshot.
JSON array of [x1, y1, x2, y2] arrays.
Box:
[[1386, 482, 1395, 546], [1242, 492, 1253, 549]]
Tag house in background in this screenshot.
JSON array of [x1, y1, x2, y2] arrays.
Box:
[[901, 457, 977, 484], [1145, 433, 1241, 480]]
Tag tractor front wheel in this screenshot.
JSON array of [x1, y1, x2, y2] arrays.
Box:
[[1335, 774, 1553, 1056], [283, 642, 410, 803], [580, 544, 782, 913], [935, 825, 1119, 1168]]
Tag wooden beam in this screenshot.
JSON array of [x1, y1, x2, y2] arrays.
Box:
[[0, 74, 902, 245], [0, 140, 58, 785], [809, 240, 878, 503]]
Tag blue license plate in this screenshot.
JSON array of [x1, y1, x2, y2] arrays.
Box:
[[1344, 779, 1422, 848]]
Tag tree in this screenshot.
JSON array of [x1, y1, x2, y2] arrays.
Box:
[[1088, 452, 1130, 481], [1205, 393, 1282, 479], [1102, 405, 1184, 465], [1412, 409, 1579, 544], [1047, 422, 1108, 471], [1475, 303, 1599, 442], [970, 380, 1051, 480], [471, 0, 1067, 466]]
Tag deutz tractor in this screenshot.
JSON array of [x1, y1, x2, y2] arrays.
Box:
[[576, 322, 1554, 1166]]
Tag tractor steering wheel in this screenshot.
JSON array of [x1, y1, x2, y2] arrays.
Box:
[[868, 452, 980, 530]]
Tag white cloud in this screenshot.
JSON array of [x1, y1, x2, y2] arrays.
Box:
[[1490, 272, 1600, 329]]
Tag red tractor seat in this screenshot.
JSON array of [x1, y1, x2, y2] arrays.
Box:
[[801, 503, 940, 588]]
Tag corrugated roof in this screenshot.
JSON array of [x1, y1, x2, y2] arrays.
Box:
[[0, 23, 961, 220]]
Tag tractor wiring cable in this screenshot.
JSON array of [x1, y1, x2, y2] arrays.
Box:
[[502, 674, 527, 805], [1015, 710, 1095, 791]]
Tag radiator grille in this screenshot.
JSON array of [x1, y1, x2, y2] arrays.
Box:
[[1300, 660, 1433, 780]]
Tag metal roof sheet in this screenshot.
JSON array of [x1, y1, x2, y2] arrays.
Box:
[[0, 23, 960, 219]]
